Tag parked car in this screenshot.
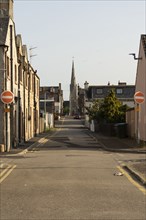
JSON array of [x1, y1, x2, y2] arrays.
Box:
[[74, 114, 81, 119]]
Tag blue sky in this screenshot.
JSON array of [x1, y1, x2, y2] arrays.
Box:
[[14, 0, 145, 100]]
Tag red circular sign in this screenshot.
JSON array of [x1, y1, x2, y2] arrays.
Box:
[[1, 90, 14, 104], [134, 91, 144, 104]]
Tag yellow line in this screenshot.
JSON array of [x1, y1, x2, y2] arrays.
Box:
[[0, 165, 12, 178], [18, 127, 62, 155], [0, 165, 16, 184], [117, 166, 146, 195]]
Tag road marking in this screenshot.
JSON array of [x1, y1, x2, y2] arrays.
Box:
[[116, 153, 124, 157], [0, 164, 16, 184], [117, 166, 146, 195], [18, 129, 63, 154], [61, 117, 65, 125], [0, 165, 12, 177]]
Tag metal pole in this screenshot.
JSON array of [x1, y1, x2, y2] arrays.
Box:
[[44, 92, 46, 131], [137, 103, 140, 144]]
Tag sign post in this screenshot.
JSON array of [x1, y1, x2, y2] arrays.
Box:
[[134, 91, 144, 104], [0, 90, 14, 152], [134, 91, 145, 144]]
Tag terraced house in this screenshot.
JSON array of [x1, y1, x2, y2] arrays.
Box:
[[0, 0, 40, 152], [84, 81, 135, 108], [135, 34, 146, 144]]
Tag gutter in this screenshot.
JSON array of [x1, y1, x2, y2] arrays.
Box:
[[10, 24, 14, 149], [0, 44, 9, 152]]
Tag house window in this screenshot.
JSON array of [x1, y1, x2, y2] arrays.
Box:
[[32, 74, 34, 92], [6, 56, 10, 77], [19, 65, 22, 82], [50, 87, 55, 93], [26, 73, 28, 88], [15, 65, 17, 83], [29, 74, 31, 90], [37, 80, 39, 96], [116, 88, 123, 94], [96, 89, 103, 94]]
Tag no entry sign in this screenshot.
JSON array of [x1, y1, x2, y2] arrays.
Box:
[[134, 91, 144, 104], [1, 90, 14, 104]]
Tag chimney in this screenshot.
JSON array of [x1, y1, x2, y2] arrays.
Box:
[[118, 81, 126, 86], [0, 0, 14, 19], [84, 81, 89, 90], [59, 83, 61, 90]]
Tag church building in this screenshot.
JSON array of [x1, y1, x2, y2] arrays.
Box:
[[69, 60, 78, 116]]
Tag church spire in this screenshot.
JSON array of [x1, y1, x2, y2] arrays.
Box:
[[71, 58, 76, 85], [69, 58, 78, 116]]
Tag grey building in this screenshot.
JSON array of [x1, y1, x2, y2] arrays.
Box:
[[85, 81, 135, 108], [40, 84, 63, 116]]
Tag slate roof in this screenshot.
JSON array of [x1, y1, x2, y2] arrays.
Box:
[[0, 17, 9, 45], [87, 85, 135, 100], [141, 34, 146, 56]]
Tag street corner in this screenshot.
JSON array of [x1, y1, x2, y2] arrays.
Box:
[[124, 161, 146, 186], [117, 164, 146, 195]]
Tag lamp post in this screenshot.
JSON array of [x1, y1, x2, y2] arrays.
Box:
[[44, 92, 46, 131], [130, 52, 144, 144]]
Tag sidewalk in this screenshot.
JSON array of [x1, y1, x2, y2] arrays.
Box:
[[0, 131, 54, 156], [90, 131, 146, 186]]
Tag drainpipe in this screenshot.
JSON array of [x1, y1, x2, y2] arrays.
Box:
[[28, 64, 30, 138], [18, 58, 21, 143], [34, 70, 37, 136], [10, 24, 14, 149], [4, 46, 9, 151], [0, 44, 8, 151], [23, 57, 26, 142]]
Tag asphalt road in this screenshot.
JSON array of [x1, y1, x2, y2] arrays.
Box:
[[0, 117, 146, 220]]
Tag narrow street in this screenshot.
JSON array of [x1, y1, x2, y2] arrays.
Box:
[[0, 118, 146, 220]]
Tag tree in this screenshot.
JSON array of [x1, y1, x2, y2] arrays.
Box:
[[98, 89, 125, 123], [86, 89, 128, 124], [85, 99, 100, 121]]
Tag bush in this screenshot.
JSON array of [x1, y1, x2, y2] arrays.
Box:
[[86, 89, 128, 124]]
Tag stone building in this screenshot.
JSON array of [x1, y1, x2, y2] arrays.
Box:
[[135, 34, 146, 143], [84, 81, 135, 130], [0, 0, 40, 151], [69, 60, 78, 116], [40, 84, 63, 117], [85, 81, 135, 108]]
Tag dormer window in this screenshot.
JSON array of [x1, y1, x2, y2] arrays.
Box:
[[116, 88, 123, 94], [96, 89, 103, 94]]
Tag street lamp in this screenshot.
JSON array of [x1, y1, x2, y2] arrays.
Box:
[[129, 53, 142, 60]]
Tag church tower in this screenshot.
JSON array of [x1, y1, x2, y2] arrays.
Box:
[[0, 0, 14, 19], [69, 60, 78, 116]]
